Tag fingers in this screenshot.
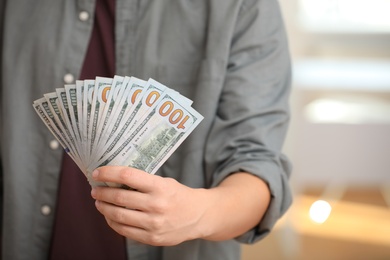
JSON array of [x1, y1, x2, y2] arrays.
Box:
[[91, 167, 197, 246], [106, 218, 170, 246], [95, 200, 148, 229], [106, 220, 150, 244], [91, 186, 149, 210], [95, 200, 171, 246], [92, 166, 160, 192]]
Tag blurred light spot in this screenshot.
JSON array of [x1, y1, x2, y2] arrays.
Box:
[[309, 200, 332, 224], [298, 0, 390, 33], [305, 97, 390, 124], [293, 59, 390, 91]]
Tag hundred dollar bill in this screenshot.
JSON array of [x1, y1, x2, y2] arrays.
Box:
[[33, 98, 83, 168], [90, 78, 167, 165], [65, 85, 83, 148], [82, 79, 96, 164], [75, 80, 84, 123], [91, 78, 194, 167], [56, 87, 84, 164], [91, 76, 147, 162], [66, 84, 90, 165], [90, 75, 127, 161], [34, 75, 204, 187], [43, 92, 81, 163], [120, 92, 203, 174], [87, 77, 113, 164], [103, 76, 145, 134], [122, 78, 169, 131], [33, 98, 70, 152], [34, 96, 107, 186], [75, 80, 85, 162], [87, 91, 203, 186]]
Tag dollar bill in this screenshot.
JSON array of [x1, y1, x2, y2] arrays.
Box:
[[75, 80, 85, 162], [82, 79, 96, 164], [33, 75, 204, 187], [87, 77, 113, 164], [87, 90, 203, 176], [90, 75, 127, 161], [33, 99, 70, 152], [127, 95, 202, 174], [43, 92, 81, 163], [33, 98, 83, 168], [91, 77, 147, 164], [56, 87, 84, 165], [65, 85, 83, 154], [89, 78, 167, 168]]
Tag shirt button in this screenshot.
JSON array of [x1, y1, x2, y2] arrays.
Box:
[[79, 11, 89, 22], [41, 205, 51, 216], [49, 140, 60, 150], [64, 73, 74, 84]]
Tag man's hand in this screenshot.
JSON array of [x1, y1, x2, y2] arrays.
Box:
[[91, 166, 271, 246], [91, 166, 210, 246]]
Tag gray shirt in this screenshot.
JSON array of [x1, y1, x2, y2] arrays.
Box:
[[0, 0, 292, 259]]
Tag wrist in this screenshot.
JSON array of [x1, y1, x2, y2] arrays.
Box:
[[187, 187, 220, 240], [190, 173, 271, 241], [192, 187, 227, 241]]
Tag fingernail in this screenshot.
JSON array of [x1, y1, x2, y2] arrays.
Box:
[[92, 169, 99, 179]]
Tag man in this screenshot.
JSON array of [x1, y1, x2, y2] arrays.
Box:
[[0, 0, 292, 259]]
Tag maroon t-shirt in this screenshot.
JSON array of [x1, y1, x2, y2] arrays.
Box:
[[49, 0, 127, 259]]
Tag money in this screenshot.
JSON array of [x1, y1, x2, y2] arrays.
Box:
[[87, 77, 113, 164], [33, 75, 203, 187], [89, 91, 202, 175]]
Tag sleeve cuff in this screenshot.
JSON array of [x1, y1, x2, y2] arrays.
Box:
[[210, 156, 293, 244]]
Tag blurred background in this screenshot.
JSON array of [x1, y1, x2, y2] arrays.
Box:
[[242, 0, 390, 259]]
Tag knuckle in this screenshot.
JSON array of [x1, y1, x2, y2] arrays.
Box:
[[148, 233, 164, 246], [150, 198, 168, 213], [149, 216, 164, 231]]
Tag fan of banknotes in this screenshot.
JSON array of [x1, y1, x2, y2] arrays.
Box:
[[33, 75, 203, 187]]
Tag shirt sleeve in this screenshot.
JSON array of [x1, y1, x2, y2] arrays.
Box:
[[204, 0, 293, 244]]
